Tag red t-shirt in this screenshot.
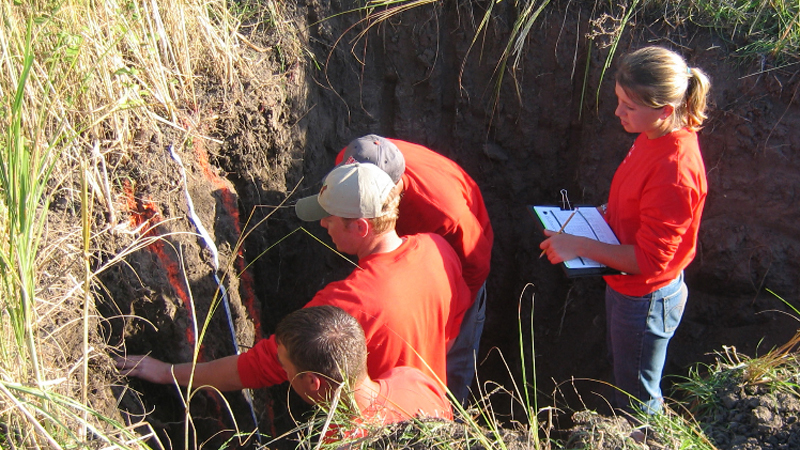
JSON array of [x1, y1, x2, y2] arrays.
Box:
[[325, 367, 452, 443], [337, 139, 493, 299], [237, 233, 471, 388], [604, 128, 707, 296], [362, 366, 453, 423]]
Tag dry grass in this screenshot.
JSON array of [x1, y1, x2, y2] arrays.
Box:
[[0, 1, 295, 448]]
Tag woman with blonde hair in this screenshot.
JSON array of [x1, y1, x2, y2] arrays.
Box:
[[540, 46, 711, 413]]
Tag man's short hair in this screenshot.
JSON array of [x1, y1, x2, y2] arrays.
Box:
[[275, 306, 367, 386], [345, 182, 402, 235]]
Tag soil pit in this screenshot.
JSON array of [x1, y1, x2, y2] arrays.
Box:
[[103, 1, 800, 448]]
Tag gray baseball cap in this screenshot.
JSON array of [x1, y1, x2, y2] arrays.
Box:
[[295, 162, 395, 221], [340, 135, 405, 183]]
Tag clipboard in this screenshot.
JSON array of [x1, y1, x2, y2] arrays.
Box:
[[528, 204, 623, 278]]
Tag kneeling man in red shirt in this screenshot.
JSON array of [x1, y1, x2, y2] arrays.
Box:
[[276, 305, 452, 434]]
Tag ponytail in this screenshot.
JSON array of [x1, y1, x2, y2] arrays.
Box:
[[684, 67, 711, 131]]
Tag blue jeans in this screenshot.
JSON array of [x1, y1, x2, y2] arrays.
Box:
[[605, 272, 687, 414], [446, 282, 487, 405]]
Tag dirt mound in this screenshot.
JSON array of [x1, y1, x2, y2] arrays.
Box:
[[706, 383, 800, 449], [568, 371, 800, 450]]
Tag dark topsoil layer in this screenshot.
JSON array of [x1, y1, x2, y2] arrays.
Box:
[[99, 0, 800, 448]]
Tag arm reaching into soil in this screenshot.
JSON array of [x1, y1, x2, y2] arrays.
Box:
[[115, 354, 244, 391]]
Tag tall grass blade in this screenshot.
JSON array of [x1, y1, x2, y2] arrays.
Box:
[[490, 0, 551, 115], [595, 0, 639, 112], [81, 157, 92, 441], [767, 288, 800, 317], [578, 42, 592, 121], [2, 15, 45, 384]]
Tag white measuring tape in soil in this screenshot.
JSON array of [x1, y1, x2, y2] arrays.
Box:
[[169, 145, 260, 441]]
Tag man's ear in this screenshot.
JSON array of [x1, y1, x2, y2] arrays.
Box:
[[306, 373, 323, 392], [352, 218, 371, 237], [303, 373, 327, 402]]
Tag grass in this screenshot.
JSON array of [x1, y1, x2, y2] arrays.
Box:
[[639, 410, 717, 450], [668, 339, 800, 449], [579, 0, 800, 115], [678, 0, 800, 63], [663, 291, 800, 449], [343, 0, 554, 116], [0, 0, 281, 448], [676, 290, 800, 423], [337, 0, 800, 120], [0, 9, 148, 448]]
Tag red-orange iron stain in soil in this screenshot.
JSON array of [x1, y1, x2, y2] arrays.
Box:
[[192, 129, 271, 436], [123, 165, 260, 433], [123, 179, 198, 350], [192, 139, 263, 339]]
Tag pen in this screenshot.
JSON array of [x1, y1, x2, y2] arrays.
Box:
[[540, 208, 578, 258]]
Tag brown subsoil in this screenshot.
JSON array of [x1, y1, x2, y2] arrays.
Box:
[[99, 0, 800, 448]]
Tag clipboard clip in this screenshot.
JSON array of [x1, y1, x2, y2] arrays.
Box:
[[560, 189, 573, 211]]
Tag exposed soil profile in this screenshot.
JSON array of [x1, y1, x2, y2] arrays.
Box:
[[101, 0, 800, 448]]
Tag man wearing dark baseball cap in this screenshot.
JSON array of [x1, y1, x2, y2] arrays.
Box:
[[336, 135, 493, 405]]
